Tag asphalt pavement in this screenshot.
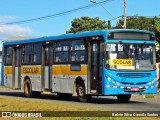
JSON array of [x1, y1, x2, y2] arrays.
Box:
[[0, 86, 160, 111]]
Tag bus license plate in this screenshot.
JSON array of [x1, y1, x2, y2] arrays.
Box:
[[130, 88, 140, 91]]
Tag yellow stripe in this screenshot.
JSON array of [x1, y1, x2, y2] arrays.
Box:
[[42, 92, 52, 94], [21, 66, 41, 75], [52, 65, 87, 75], [4, 66, 12, 74]]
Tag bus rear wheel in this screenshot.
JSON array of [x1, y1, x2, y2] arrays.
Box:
[[24, 79, 40, 98], [24, 79, 32, 98], [117, 94, 131, 103], [77, 81, 91, 102]]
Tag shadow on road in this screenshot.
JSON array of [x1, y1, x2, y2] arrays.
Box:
[[0, 91, 146, 104]]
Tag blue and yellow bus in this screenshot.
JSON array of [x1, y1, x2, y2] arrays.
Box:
[[1, 29, 158, 102]]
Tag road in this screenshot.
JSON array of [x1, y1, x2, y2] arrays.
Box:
[[0, 89, 160, 111]]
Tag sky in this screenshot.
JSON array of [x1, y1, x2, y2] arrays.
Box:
[[0, 0, 160, 42]]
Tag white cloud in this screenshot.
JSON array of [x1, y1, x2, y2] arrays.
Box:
[[0, 16, 16, 23], [0, 16, 33, 38], [0, 24, 33, 37]]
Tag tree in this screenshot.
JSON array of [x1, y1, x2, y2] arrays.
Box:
[[154, 18, 160, 62], [113, 16, 160, 32], [67, 16, 107, 33], [154, 18, 160, 32], [108, 20, 111, 29]]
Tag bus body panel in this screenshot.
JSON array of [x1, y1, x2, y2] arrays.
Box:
[[44, 66, 52, 89], [15, 67, 20, 88], [21, 65, 42, 91], [4, 66, 13, 88], [52, 64, 88, 93], [2, 29, 154, 47]]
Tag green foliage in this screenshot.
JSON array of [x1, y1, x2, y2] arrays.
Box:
[[108, 20, 111, 29], [67, 16, 107, 33], [155, 19, 160, 31], [143, 94, 155, 98], [113, 16, 159, 31]]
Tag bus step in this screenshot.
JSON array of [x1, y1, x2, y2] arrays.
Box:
[[42, 91, 52, 94]]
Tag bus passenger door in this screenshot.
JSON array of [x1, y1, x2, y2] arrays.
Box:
[[14, 47, 21, 89], [90, 41, 103, 94], [44, 45, 53, 90]]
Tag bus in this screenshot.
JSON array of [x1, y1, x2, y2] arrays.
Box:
[[1, 29, 158, 102]]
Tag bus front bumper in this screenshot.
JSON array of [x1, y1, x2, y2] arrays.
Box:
[[103, 86, 158, 95]]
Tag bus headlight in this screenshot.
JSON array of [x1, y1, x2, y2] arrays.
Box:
[[106, 76, 115, 84], [108, 77, 111, 81], [149, 77, 157, 85], [106, 75, 120, 85], [116, 82, 120, 86], [112, 80, 116, 84]]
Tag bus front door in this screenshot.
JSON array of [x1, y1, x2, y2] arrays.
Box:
[[14, 47, 21, 89], [44, 45, 53, 90], [90, 41, 103, 94]]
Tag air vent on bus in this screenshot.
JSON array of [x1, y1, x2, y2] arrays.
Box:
[[121, 82, 147, 85], [116, 73, 151, 78]]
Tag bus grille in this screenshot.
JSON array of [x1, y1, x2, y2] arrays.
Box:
[[116, 73, 151, 78], [121, 82, 147, 85]]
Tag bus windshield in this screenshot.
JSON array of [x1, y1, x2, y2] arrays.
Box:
[[105, 43, 156, 71]]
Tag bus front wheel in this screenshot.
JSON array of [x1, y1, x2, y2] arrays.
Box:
[[117, 94, 131, 103], [77, 81, 91, 102]]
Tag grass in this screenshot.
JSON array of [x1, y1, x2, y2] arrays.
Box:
[[0, 97, 93, 111], [143, 94, 155, 98], [0, 97, 159, 120]]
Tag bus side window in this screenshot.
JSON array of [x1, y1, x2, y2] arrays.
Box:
[[71, 39, 86, 62], [23, 45, 32, 64], [22, 46, 25, 64], [5, 47, 13, 65], [55, 41, 69, 63], [33, 43, 42, 64]]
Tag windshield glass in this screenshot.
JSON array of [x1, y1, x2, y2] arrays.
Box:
[[105, 43, 156, 71]]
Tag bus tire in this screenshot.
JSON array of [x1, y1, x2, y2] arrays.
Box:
[[77, 81, 91, 102], [24, 79, 32, 98], [117, 94, 131, 103]]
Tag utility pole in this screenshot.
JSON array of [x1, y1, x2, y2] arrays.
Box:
[[123, 0, 127, 29]]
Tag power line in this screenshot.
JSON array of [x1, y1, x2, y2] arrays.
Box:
[[90, 0, 123, 28], [109, 16, 122, 21], [0, 0, 114, 25], [109, 15, 160, 22]]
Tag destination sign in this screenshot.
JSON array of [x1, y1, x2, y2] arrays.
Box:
[[109, 59, 133, 66]]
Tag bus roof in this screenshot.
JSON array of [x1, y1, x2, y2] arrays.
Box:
[[3, 29, 154, 46]]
